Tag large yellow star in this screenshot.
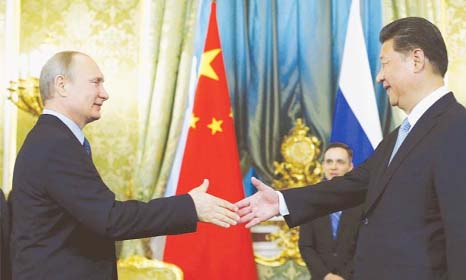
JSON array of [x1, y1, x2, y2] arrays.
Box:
[[207, 117, 223, 135], [190, 114, 200, 129], [200, 48, 221, 80]]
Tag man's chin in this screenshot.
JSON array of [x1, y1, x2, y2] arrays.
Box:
[[86, 115, 101, 124], [388, 97, 398, 107]]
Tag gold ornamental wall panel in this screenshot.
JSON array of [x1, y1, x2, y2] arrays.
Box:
[[444, 0, 466, 105], [0, 0, 5, 187]]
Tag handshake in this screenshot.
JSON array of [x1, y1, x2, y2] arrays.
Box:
[[188, 177, 280, 228]]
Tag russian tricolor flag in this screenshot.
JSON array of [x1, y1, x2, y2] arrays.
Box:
[[330, 0, 382, 166]]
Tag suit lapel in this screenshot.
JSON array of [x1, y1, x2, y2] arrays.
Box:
[[323, 216, 334, 242], [364, 93, 456, 214]]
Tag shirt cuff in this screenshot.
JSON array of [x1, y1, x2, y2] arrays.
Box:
[[276, 191, 290, 216]]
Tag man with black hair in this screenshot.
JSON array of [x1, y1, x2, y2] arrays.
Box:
[[238, 17, 466, 280]]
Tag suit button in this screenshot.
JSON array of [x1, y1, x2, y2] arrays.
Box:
[[362, 217, 369, 225], [332, 252, 338, 257]]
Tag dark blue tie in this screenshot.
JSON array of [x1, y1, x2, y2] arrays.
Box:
[[83, 138, 92, 157], [330, 211, 341, 239]]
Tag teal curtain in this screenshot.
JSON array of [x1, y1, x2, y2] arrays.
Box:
[[194, 0, 387, 184]]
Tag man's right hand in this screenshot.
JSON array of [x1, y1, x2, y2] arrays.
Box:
[[235, 177, 279, 228], [324, 273, 345, 280], [188, 179, 239, 228]]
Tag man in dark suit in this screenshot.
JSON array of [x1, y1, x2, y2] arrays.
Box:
[[299, 143, 362, 280], [237, 17, 466, 280], [0, 189, 10, 279], [10, 51, 239, 280]]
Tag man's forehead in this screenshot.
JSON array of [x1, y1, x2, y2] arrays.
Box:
[[379, 40, 395, 58], [324, 147, 350, 159], [73, 54, 104, 77]]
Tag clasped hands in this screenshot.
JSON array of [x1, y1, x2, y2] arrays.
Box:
[[189, 177, 280, 228]]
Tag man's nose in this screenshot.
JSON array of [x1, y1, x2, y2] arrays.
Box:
[[101, 87, 109, 100], [376, 69, 384, 83]]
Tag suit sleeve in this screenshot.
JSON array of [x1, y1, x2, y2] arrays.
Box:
[[299, 222, 330, 280], [45, 139, 198, 240], [282, 153, 375, 227], [434, 117, 466, 279]]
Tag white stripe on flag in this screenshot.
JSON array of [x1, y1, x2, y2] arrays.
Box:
[[339, 0, 382, 148]]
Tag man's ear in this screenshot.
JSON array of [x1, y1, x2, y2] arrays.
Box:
[[54, 75, 68, 97], [412, 48, 425, 73]]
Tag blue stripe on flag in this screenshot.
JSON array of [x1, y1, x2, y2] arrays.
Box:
[[330, 88, 375, 166], [330, 0, 382, 167]]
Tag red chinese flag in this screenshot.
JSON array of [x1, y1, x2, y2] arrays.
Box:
[[163, 2, 257, 280]]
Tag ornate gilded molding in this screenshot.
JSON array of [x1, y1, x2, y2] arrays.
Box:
[[6, 77, 43, 116], [273, 118, 322, 189], [118, 255, 183, 280], [255, 118, 322, 267]]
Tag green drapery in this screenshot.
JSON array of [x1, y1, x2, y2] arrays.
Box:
[[383, 0, 443, 23], [119, 0, 199, 258]]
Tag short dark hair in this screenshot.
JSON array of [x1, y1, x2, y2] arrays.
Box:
[[379, 17, 448, 77], [324, 142, 353, 161]]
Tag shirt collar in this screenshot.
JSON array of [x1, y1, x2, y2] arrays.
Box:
[[406, 85, 449, 130], [42, 109, 85, 145]]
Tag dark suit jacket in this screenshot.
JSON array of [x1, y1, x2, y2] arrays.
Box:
[[10, 115, 198, 280], [299, 206, 362, 280], [283, 93, 466, 280], [0, 190, 11, 280]]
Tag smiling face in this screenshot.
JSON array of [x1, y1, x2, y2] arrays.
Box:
[[322, 147, 353, 180], [62, 54, 109, 127], [376, 39, 415, 112]]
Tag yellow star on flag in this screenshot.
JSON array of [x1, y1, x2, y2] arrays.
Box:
[[190, 114, 200, 128], [200, 48, 221, 80], [207, 117, 223, 135]]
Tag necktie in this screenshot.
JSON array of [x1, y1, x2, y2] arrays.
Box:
[[330, 211, 342, 239], [83, 138, 92, 157], [389, 118, 411, 164]]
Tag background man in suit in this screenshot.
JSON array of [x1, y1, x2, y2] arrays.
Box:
[[10, 51, 239, 280], [237, 17, 466, 280], [299, 143, 362, 280]]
